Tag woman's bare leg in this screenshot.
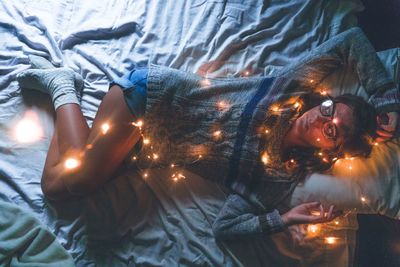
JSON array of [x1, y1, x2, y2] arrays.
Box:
[[42, 85, 141, 200]]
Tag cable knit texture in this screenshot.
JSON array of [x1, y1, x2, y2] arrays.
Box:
[[130, 27, 399, 212], [17, 56, 84, 110]]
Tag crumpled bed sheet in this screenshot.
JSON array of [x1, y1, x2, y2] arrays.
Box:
[[0, 0, 366, 266], [0, 199, 75, 267]]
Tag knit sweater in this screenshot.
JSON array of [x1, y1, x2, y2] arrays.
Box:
[[127, 27, 399, 239]]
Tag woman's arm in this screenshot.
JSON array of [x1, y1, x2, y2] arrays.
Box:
[[212, 194, 285, 240], [213, 193, 339, 240], [281, 27, 400, 136], [281, 28, 397, 102]]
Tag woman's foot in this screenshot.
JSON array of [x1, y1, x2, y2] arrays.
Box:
[[17, 56, 84, 110], [28, 55, 84, 90]]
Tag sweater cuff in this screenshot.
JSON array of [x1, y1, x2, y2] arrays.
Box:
[[370, 86, 400, 114], [258, 209, 285, 234]]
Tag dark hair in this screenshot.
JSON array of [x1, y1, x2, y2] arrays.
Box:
[[287, 93, 377, 174]]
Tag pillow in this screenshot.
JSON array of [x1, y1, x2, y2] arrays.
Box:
[[288, 48, 400, 219]]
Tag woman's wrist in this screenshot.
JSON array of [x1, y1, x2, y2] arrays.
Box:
[[281, 212, 291, 227]]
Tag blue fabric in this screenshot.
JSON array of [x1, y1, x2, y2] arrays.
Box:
[[226, 77, 274, 186], [110, 68, 148, 118]]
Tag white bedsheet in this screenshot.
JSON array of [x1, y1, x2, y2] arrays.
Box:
[[0, 0, 365, 266]]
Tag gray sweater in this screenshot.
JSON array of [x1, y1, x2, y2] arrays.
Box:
[[132, 28, 399, 239]]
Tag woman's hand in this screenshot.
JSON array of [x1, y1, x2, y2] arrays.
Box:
[[376, 112, 399, 142], [281, 202, 342, 227]]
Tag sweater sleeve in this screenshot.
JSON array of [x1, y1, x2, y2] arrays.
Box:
[[279, 27, 400, 114], [212, 193, 285, 240]]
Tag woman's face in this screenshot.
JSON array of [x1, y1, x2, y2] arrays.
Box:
[[294, 102, 355, 150]]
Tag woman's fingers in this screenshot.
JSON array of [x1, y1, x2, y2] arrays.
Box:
[[319, 204, 324, 218], [376, 129, 393, 142], [326, 205, 334, 220], [376, 112, 399, 140], [303, 202, 321, 209], [376, 128, 394, 137], [377, 127, 395, 137], [380, 124, 395, 133]]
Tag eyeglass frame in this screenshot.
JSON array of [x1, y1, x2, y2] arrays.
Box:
[[319, 95, 339, 146]]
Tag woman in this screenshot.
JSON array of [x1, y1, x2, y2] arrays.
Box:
[[17, 27, 399, 239]]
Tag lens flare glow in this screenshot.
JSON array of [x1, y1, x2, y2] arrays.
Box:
[[200, 79, 211, 87], [64, 158, 80, 170], [261, 152, 268, 164], [143, 138, 150, 145], [101, 123, 110, 134], [307, 224, 321, 234], [14, 111, 43, 143], [271, 105, 280, 112], [213, 130, 222, 138], [132, 120, 143, 127], [325, 237, 338, 244]]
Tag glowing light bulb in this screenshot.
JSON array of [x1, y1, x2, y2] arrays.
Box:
[[332, 118, 338, 124], [143, 138, 150, 145], [294, 102, 301, 108], [310, 79, 314, 84], [334, 221, 339, 225], [307, 224, 320, 234], [325, 237, 338, 244], [153, 153, 159, 160], [65, 158, 80, 170], [143, 172, 148, 178], [14, 110, 43, 143], [198, 155, 203, 158], [320, 90, 327, 96], [271, 105, 279, 112], [132, 156, 137, 160], [316, 138, 321, 142], [318, 152, 323, 156], [86, 144, 93, 150], [171, 164, 175, 168], [101, 123, 110, 134], [265, 129, 270, 134], [243, 70, 250, 76], [290, 159, 295, 163], [374, 142, 379, 146], [217, 101, 227, 109], [348, 165, 353, 170], [132, 120, 143, 127], [200, 79, 211, 87], [361, 197, 366, 202], [261, 152, 268, 164], [213, 130, 222, 138]]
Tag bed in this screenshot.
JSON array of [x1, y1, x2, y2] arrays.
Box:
[[0, 0, 399, 266]]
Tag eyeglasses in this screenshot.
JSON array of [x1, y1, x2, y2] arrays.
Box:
[[320, 99, 338, 141]]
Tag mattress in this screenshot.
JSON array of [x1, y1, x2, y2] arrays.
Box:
[[0, 0, 371, 266]]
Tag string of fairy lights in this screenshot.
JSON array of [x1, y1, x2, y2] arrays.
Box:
[[13, 76, 379, 245]]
